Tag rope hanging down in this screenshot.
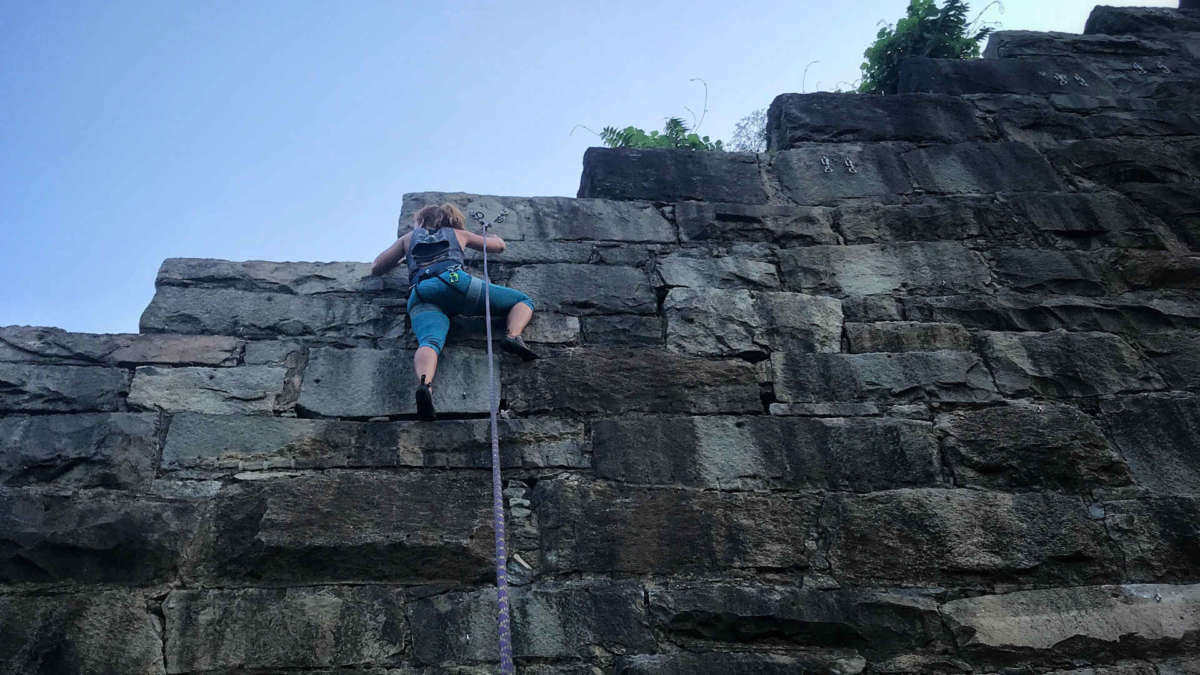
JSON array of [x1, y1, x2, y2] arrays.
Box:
[[471, 209, 516, 674]]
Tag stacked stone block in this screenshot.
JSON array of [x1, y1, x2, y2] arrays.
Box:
[[3, 5, 1200, 673]]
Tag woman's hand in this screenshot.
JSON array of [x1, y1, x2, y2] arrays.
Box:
[[371, 233, 410, 275], [458, 229, 506, 254]]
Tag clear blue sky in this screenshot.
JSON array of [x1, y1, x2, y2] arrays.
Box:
[[0, 0, 1176, 334]]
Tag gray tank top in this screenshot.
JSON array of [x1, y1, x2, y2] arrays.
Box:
[[406, 227, 466, 283]]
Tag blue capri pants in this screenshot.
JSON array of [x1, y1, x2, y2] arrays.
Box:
[[407, 268, 535, 354]]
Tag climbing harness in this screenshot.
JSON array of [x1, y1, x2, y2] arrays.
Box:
[[469, 208, 516, 674]]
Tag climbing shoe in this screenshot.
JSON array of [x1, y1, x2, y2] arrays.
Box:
[[415, 376, 436, 421], [501, 335, 540, 361]]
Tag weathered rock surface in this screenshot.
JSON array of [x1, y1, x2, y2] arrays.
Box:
[[163, 586, 408, 672], [534, 478, 821, 573], [592, 415, 940, 491], [505, 348, 761, 415], [657, 252, 779, 289], [578, 147, 767, 203], [773, 350, 999, 403], [772, 143, 915, 204], [0, 489, 200, 583], [767, 92, 995, 147], [664, 288, 842, 357], [0, 326, 242, 366], [507, 264, 656, 315], [844, 322, 971, 353], [1084, 6, 1200, 36], [408, 582, 653, 664], [900, 56, 1113, 96], [985, 30, 1176, 59], [0, 591, 166, 675], [986, 248, 1111, 295], [938, 401, 1131, 492], [299, 347, 493, 417], [613, 651, 868, 675], [981, 330, 1165, 397], [674, 201, 839, 244], [0, 363, 129, 413], [940, 584, 1200, 658], [822, 489, 1120, 586], [1100, 394, 1200, 495], [0, 413, 159, 489], [779, 242, 991, 296], [202, 471, 492, 583], [1104, 496, 1200, 582], [128, 364, 289, 415], [162, 412, 585, 473], [902, 141, 1066, 193]]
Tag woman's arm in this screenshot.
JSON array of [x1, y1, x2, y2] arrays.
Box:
[[457, 229, 506, 254], [371, 232, 410, 276]]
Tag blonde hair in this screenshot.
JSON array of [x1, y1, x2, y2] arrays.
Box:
[[413, 203, 467, 231]]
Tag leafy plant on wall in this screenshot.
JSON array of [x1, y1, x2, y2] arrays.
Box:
[[859, 0, 997, 95], [599, 117, 725, 151]]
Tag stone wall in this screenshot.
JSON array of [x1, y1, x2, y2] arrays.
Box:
[[3, 5, 1200, 673]]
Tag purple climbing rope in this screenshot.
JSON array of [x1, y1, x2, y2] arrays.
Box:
[[474, 210, 516, 674]]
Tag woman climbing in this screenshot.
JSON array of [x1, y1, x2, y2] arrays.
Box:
[[371, 203, 539, 421]]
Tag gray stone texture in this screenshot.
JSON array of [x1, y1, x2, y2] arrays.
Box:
[[1136, 331, 1200, 390], [577, 147, 767, 203], [0, 363, 129, 413], [900, 56, 1115, 96], [938, 401, 1132, 492], [0, 325, 242, 366], [981, 330, 1166, 397], [128, 364, 289, 414], [162, 412, 585, 473], [773, 350, 999, 403], [986, 248, 1112, 295], [779, 242, 991, 296], [1084, 6, 1200, 35], [0, 591, 166, 675], [592, 415, 941, 491], [772, 143, 915, 204], [844, 322, 971, 353], [665, 288, 842, 357], [504, 348, 761, 415], [407, 582, 654, 664], [534, 478, 821, 573], [767, 92, 996, 148], [0, 413, 159, 489], [613, 651, 868, 675], [985, 30, 1176, 59], [657, 252, 779, 289], [674, 201, 839, 245], [299, 347, 493, 417], [1100, 393, 1200, 495], [507, 263, 656, 315], [1104, 496, 1200, 582], [400, 192, 677, 242], [902, 141, 1065, 193], [822, 489, 1121, 586], [163, 586, 408, 672], [202, 471, 492, 583]]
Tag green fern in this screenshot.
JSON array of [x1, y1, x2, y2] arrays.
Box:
[[859, 0, 994, 95], [600, 117, 724, 151]]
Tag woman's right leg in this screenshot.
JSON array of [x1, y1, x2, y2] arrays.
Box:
[[408, 290, 451, 419]]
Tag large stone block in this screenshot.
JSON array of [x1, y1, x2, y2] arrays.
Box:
[[400, 192, 677, 242], [0, 326, 242, 366], [994, 191, 1172, 251], [823, 489, 1121, 586], [202, 471, 492, 583], [844, 322, 971, 353], [506, 264, 655, 315], [504, 348, 761, 415], [767, 92, 995, 148], [407, 582, 654, 664], [1100, 393, 1200, 495], [657, 253, 779, 289], [1046, 138, 1200, 189], [162, 412, 585, 473], [298, 347, 493, 417], [985, 30, 1176, 58], [986, 248, 1111, 295], [1118, 183, 1200, 250], [128, 364, 289, 415], [778, 242, 990, 296], [991, 105, 1200, 147], [0, 489, 200, 583], [940, 584, 1200, 658], [1084, 6, 1200, 35], [834, 197, 985, 243], [0, 363, 129, 413], [0, 413, 159, 489], [592, 415, 940, 491], [154, 258, 399, 294], [1137, 332, 1200, 390], [772, 351, 999, 403], [533, 478, 821, 573], [1104, 497, 1200, 582], [580, 314, 663, 346], [1115, 251, 1200, 291], [613, 651, 867, 675], [771, 143, 915, 204], [902, 141, 1065, 194], [163, 586, 407, 672], [674, 201, 839, 245], [665, 288, 842, 357], [577, 147, 767, 203], [902, 292, 1200, 333], [0, 591, 165, 675], [140, 285, 404, 338], [900, 56, 1114, 96], [937, 401, 1131, 492], [981, 330, 1165, 397]]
